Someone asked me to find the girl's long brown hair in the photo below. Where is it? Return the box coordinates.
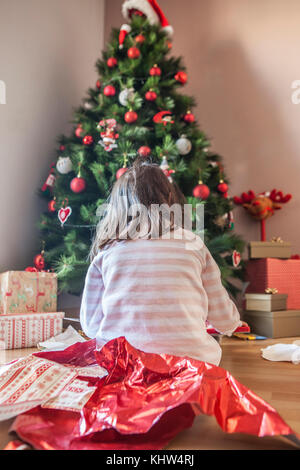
[90,159,186,259]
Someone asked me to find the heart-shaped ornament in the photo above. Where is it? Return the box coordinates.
[58,206,72,226]
[232,250,241,268]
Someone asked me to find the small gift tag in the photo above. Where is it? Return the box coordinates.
[42,378,97,412]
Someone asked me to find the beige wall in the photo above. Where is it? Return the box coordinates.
[105,0,300,255]
[0,0,105,271]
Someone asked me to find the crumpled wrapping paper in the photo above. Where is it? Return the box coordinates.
[4,440,32,451]
[11,337,297,450]
[38,325,86,351]
[0,348,107,422]
[262,342,300,364]
[0,355,78,421]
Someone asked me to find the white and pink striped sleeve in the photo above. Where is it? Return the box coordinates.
[80,257,104,339]
[202,246,241,335]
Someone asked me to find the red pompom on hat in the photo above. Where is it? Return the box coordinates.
[122,0,174,37]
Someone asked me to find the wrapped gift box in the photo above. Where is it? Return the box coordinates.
[244,309,300,339]
[0,312,64,349]
[245,293,288,312]
[246,258,300,309]
[249,241,291,259]
[0,271,57,315]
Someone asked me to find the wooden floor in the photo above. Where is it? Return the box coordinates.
[1,336,300,450]
[169,336,300,450]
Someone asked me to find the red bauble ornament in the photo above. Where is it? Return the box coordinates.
[175,71,188,84]
[124,110,138,124]
[70,177,86,194]
[96,80,101,89]
[128,46,140,59]
[218,181,229,194]
[150,65,161,76]
[116,168,128,179]
[184,111,195,123]
[48,199,56,213]
[138,146,151,157]
[103,85,116,97]
[75,125,84,138]
[107,57,118,68]
[59,145,66,152]
[135,34,145,44]
[83,135,93,146]
[34,254,45,271]
[145,90,157,101]
[193,183,210,200]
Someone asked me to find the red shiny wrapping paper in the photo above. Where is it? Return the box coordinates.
[4,440,32,451]
[11,337,297,450]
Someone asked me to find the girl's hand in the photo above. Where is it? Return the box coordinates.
[241,321,250,329]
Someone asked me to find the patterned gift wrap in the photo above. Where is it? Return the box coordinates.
[246,258,300,310]
[0,312,64,350]
[0,271,57,315]
[0,354,79,421]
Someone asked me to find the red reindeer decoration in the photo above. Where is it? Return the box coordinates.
[233,189,292,241]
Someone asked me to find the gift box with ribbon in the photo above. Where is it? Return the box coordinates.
[245,291,288,312]
[244,309,300,339]
[246,258,300,309]
[0,271,57,315]
[0,312,65,349]
[248,239,292,259]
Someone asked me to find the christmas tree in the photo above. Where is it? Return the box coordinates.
[38,0,245,296]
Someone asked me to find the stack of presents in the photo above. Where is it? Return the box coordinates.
[0,270,64,350]
[244,239,300,338]
[1,238,299,350]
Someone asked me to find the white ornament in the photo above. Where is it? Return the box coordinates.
[176,135,192,155]
[98,136,118,152]
[160,157,175,183]
[84,101,93,110]
[56,157,73,175]
[160,156,169,171]
[119,87,135,107]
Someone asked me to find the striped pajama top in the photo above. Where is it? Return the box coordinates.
[80,229,241,366]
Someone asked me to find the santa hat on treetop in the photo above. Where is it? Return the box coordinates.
[119,0,174,48]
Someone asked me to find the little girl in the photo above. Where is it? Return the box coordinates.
[80,161,242,366]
